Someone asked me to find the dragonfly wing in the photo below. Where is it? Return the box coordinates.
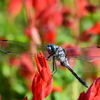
[67,55,100,62]
[65,45,100,62]
[65,46,100,73]
[0,40,47,54]
[72,59,98,73]
[0,40,47,72]
[0,40,29,54]
[76,56,100,62]
[80,46,100,62]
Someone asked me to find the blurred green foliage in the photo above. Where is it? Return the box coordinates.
[0,0,100,100]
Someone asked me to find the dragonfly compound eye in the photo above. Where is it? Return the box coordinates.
[46,44,56,54]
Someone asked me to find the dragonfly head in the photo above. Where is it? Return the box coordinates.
[46,44,57,54]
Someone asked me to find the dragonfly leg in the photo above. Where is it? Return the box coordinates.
[52,56,58,75]
[46,52,55,60]
[46,48,59,60]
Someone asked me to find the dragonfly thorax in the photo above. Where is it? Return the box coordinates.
[46,44,67,62]
[54,46,66,62]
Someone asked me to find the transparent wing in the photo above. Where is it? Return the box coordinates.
[0,40,47,72]
[0,40,46,54]
[65,46,100,62]
[70,59,98,73]
[65,46,100,73]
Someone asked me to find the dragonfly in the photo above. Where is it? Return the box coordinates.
[0,40,100,88]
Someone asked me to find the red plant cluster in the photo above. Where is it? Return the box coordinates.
[6,0,100,99]
[8,0,99,44]
[22,52,53,100]
[78,78,100,100]
[80,21,100,41]
[32,52,53,100]
[8,0,62,44]
[9,52,53,100]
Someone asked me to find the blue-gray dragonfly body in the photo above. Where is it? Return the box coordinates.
[46,44,88,87]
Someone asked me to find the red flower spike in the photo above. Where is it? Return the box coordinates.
[24,0,33,11]
[34,52,52,82]
[32,52,53,100]
[80,21,100,41]
[76,0,88,18]
[50,11,63,26]
[86,21,100,34]
[33,0,59,12]
[78,92,86,100]
[25,27,41,44]
[8,0,22,17]
[43,31,56,44]
[33,0,47,12]
[78,78,100,100]
[25,27,32,39]
[36,0,59,20]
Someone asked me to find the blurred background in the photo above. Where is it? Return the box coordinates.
[0,0,100,100]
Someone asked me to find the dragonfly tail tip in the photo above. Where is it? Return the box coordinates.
[85,84,88,88]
